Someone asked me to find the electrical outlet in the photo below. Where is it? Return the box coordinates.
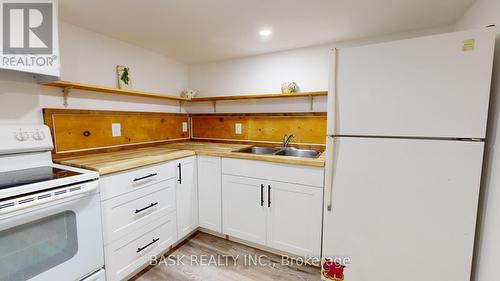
[182,122,188,132]
[235,123,242,134]
[112,123,121,137]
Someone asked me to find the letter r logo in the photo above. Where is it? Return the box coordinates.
[2,2,53,54]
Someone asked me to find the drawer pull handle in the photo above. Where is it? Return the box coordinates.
[133,173,157,182]
[260,184,264,206]
[137,238,159,253]
[134,202,158,214]
[268,185,271,208]
[177,163,182,184]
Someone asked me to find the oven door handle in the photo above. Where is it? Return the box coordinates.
[0,181,98,216]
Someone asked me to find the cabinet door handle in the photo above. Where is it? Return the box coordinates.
[134,202,158,214]
[260,184,264,206]
[133,173,157,182]
[268,185,271,207]
[136,238,159,253]
[177,163,182,184]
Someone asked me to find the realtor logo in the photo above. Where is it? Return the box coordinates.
[2,2,53,54]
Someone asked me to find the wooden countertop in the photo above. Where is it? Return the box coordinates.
[55,141,325,175]
[56,147,195,175]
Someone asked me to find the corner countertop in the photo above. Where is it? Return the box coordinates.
[55,141,325,175]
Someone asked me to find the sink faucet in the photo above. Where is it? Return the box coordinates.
[283,134,295,147]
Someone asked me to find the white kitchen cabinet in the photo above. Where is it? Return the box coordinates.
[99,162,179,281]
[101,178,176,244]
[222,175,267,245]
[175,156,198,239]
[266,181,323,257]
[221,158,324,257]
[104,212,177,281]
[99,161,176,201]
[197,156,222,232]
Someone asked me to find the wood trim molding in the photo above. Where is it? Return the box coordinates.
[189,112,327,117]
[190,91,327,102]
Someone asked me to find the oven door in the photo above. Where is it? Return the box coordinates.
[0,181,104,281]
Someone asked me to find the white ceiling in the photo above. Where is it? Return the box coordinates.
[59,0,475,64]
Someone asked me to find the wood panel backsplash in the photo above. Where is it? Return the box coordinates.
[191,113,327,145]
[43,109,189,154]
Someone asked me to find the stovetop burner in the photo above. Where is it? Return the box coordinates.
[0,166,82,190]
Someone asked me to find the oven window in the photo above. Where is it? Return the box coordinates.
[0,211,78,281]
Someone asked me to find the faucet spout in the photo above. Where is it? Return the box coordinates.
[283,134,295,147]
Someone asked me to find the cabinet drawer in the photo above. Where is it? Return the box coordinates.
[104,212,177,281]
[222,158,324,187]
[101,179,176,244]
[100,161,176,200]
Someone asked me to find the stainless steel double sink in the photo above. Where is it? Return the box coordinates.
[234,146,321,159]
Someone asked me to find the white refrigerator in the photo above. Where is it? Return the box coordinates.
[322,27,496,281]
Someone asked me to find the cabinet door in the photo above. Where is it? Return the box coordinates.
[266,181,323,257]
[176,156,198,239]
[197,156,222,232]
[222,175,267,245]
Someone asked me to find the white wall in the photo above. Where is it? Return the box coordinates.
[455,1,500,280]
[187,25,453,113]
[0,22,455,124]
[0,21,453,124]
[59,22,188,95]
[0,21,189,124]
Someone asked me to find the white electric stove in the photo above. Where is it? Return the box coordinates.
[0,125,105,281]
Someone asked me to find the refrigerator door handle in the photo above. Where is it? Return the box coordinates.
[326,48,338,136]
[324,136,336,212]
[325,48,338,212]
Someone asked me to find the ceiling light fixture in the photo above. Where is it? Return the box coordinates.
[259,29,272,38]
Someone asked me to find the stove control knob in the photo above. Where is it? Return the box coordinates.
[15,131,29,141]
[33,130,45,141]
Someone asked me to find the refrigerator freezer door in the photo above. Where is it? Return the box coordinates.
[322,137,483,281]
[332,27,495,138]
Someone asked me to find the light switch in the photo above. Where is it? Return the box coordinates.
[182,122,188,132]
[112,123,121,137]
[235,123,242,134]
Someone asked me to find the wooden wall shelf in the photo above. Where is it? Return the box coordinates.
[190,91,328,102]
[42,81,189,102]
[41,81,327,111]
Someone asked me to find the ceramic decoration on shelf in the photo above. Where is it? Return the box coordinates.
[281,82,299,95]
[181,89,199,99]
[117,65,132,89]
